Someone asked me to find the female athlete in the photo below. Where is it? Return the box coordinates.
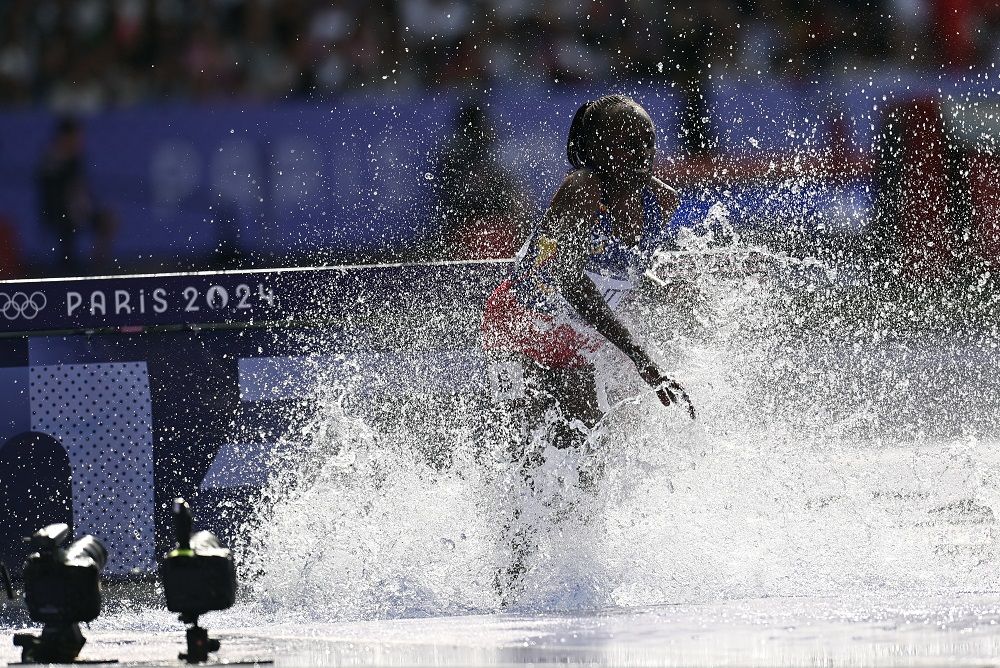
[481,94,695,599]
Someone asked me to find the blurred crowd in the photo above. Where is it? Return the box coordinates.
[0,0,998,112]
[0,0,997,279]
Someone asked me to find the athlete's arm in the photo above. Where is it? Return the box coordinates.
[544,170,695,417]
[543,170,651,368]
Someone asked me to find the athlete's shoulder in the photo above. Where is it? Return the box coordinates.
[560,168,601,194]
[544,169,601,243]
[552,168,602,210]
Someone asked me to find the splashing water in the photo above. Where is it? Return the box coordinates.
[233,208,1000,623]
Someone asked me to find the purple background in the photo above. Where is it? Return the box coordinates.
[0,76,991,268]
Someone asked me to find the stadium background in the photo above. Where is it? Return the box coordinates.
[1,0,1000,580]
[0,0,997,278]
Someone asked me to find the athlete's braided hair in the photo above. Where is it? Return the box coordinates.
[567,95,654,174]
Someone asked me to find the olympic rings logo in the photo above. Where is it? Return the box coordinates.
[0,291,48,320]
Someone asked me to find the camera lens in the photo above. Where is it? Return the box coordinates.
[64,536,108,571]
[189,530,222,553]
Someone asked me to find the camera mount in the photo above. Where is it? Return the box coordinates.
[11,524,111,664]
[160,498,237,664]
[13,623,88,664]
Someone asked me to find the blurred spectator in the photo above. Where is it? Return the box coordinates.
[430,103,533,259]
[663,7,719,155]
[973,4,1000,67]
[0,21,33,104]
[36,117,117,274]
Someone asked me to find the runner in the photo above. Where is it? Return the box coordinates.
[482,94,695,602]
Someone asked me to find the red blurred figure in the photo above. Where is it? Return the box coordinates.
[0,214,25,279]
[431,103,532,260]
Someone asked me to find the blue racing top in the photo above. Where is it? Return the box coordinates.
[507,185,665,324]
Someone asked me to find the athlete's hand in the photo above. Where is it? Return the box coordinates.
[638,365,696,420]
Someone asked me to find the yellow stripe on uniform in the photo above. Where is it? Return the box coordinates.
[534,236,558,266]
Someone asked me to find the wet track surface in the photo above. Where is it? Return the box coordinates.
[6,593,1000,666]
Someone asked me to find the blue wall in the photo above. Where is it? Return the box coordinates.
[0,74,994,269]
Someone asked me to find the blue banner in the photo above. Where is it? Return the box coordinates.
[0,262,501,576]
[0,260,510,334]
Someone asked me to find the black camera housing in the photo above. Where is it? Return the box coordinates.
[159,499,238,663]
[13,524,108,663]
[23,524,105,624]
[160,530,237,616]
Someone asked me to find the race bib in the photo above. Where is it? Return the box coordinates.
[584,271,634,312]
